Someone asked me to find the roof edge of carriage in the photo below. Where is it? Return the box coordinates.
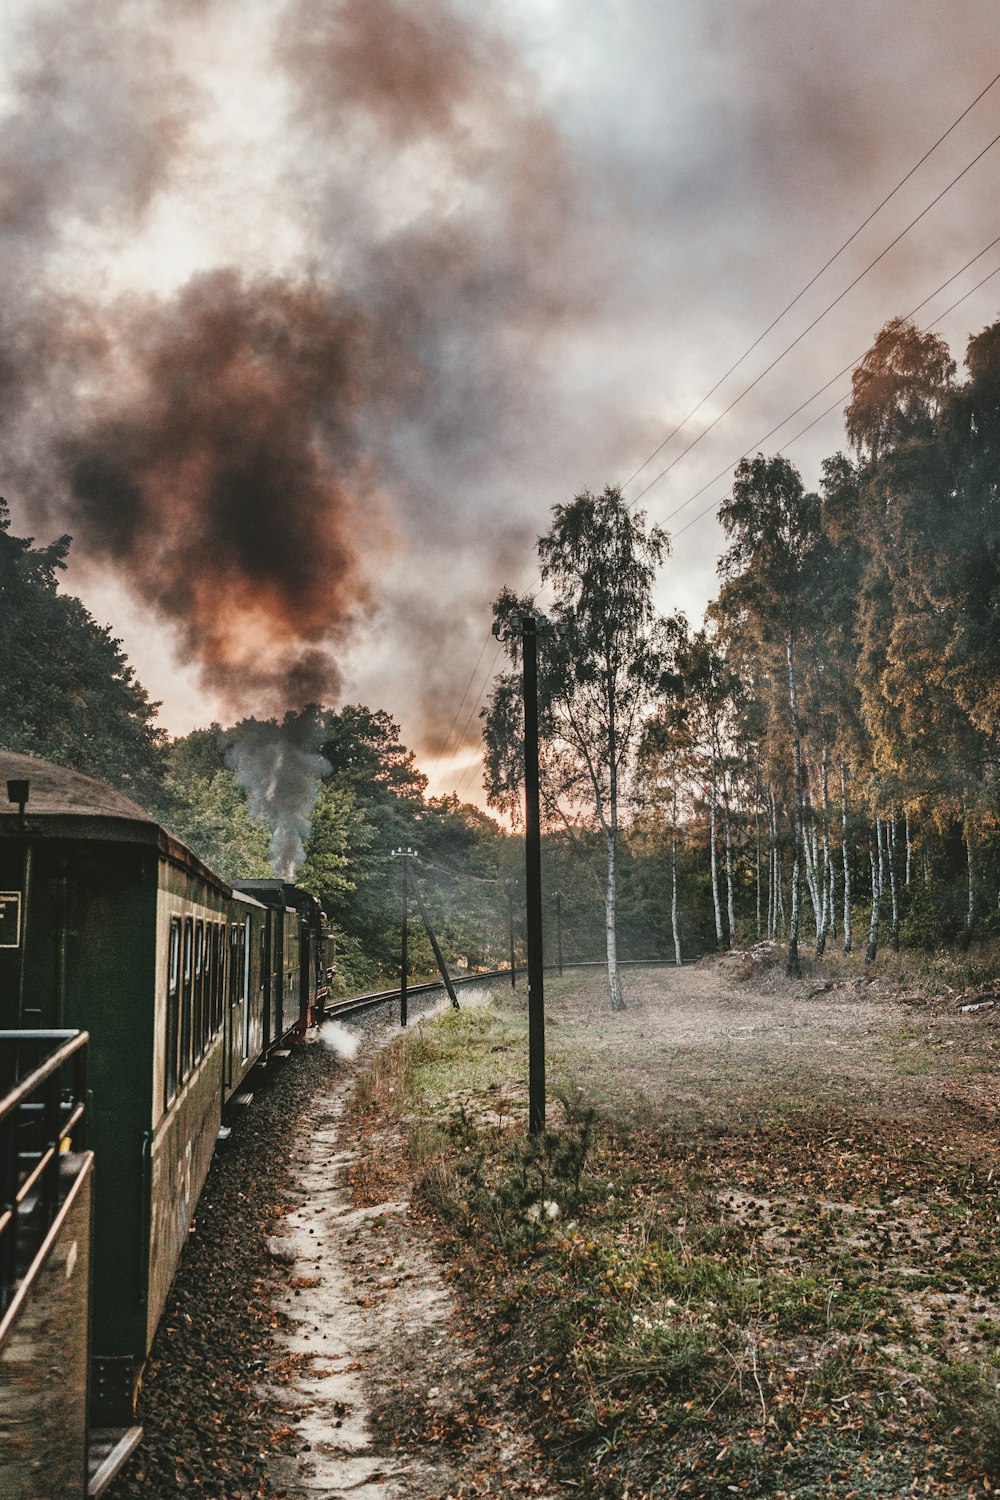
[0,749,236,898]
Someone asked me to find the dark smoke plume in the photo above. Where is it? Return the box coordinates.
[57,271,397,713]
[225,710,330,878]
[0,0,606,753]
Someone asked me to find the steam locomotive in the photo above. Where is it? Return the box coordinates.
[0,750,331,1496]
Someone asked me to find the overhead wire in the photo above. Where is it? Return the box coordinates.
[428,631,493,779]
[667,254,1000,546]
[626,122,1000,511]
[652,232,1000,535]
[448,237,1000,801]
[619,64,1000,494]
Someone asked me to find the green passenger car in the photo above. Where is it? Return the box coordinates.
[0,752,273,1425]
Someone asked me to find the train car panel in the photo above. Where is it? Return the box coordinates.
[222,893,267,1103]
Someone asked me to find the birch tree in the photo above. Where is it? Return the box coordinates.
[482,485,668,1012]
[715,455,821,977]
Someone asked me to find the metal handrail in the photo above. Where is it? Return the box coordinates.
[0,1030,89,1125]
[0,1030,90,1321]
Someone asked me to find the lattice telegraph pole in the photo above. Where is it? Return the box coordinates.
[492,611,566,1135]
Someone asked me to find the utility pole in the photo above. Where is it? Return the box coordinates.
[492,610,566,1135]
[505,880,516,989]
[391,848,416,1026]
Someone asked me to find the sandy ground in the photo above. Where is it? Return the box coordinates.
[263,998,562,1500]
[544,956,1000,1149]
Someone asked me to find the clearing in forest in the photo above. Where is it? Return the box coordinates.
[348,954,1000,1499]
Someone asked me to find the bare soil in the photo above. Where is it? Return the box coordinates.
[263,1007,566,1500]
[543,955,1000,1151]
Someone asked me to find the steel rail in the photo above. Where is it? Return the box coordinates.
[323,957,693,1021]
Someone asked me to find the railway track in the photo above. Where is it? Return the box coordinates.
[323,956,690,1021]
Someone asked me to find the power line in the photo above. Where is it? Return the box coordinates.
[627,124,1000,512]
[439,232,1000,806]
[667,256,1000,547]
[650,233,1000,536]
[428,631,492,780]
[620,65,1000,495]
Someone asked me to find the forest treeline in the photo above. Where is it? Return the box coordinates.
[483,312,1000,986]
[3,311,999,991]
[645,313,1000,971]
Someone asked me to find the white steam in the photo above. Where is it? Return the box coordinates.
[318,1021,359,1060]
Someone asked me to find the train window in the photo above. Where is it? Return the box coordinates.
[210,923,220,1036]
[242,916,252,1061]
[206,924,215,1044]
[193,920,204,1065]
[220,921,229,1032]
[229,923,239,1009]
[199,921,210,1054]
[165,916,181,1107]
[181,917,194,1083]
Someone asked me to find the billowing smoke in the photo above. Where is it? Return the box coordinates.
[57,271,395,713]
[225,710,330,878]
[0,0,601,742]
[318,1022,359,1061]
[12,0,994,784]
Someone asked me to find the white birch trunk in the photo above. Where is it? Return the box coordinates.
[887,816,900,952]
[768,789,777,939]
[786,631,803,976]
[671,786,682,966]
[840,760,852,953]
[754,769,762,940]
[866,817,883,965]
[961,831,976,951]
[820,750,833,951]
[710,772,723,948]
[802,821,822,937]
[723,790,736,948]
[606,828,625,1010]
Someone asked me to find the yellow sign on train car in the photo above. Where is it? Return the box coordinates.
[0,891,22,948]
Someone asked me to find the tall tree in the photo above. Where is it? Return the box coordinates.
[483,485,668,1011]
[0,500,165,805]
[651,617,742,948]
[716,455,821,976]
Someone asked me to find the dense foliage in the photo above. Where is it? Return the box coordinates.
[642,313,1000,969]
[484,486,668,1008]
[481,314,1000,985]
[0,501,166,805]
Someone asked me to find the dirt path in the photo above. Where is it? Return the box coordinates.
[261,959,1000,1499]
[264,1021,561,1500]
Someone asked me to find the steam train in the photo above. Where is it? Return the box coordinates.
[0,751,332,1496]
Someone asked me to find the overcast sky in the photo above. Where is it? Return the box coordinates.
[2,0,999,800]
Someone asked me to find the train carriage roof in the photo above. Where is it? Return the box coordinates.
[0,750,156,822]
[0,750,233,896]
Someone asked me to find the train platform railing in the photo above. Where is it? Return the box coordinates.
[0,1029,94,1500]
[0,1028,90,1325]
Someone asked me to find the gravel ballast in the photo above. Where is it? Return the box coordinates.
[106,1010,390,1500]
